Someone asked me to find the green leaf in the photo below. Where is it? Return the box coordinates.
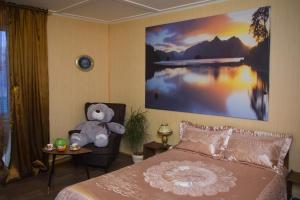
[124,108,148,154]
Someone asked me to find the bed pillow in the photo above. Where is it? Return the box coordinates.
[224,128,292,172]
[177,121,232,158]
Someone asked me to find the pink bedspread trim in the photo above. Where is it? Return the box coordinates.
[257,173,287,200]
[55,187,89,200]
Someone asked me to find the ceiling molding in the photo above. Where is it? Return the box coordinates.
[109,11,154,23]
[45,0,225,24]
[50,12,110,24]
[54,0,91,13]
[110,0,225,24]
[122,0,160,12]
[154,0,221,12]
[122,0,221,12]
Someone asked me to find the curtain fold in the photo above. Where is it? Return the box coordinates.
[7,5,49,180]
[0,2,7,27]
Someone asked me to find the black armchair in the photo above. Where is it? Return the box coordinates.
[69,102,126,172]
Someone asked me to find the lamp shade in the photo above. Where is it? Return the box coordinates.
[158,123,172,135]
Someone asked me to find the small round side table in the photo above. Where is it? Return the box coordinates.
[42,147,92,190]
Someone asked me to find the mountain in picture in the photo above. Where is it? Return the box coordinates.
[149,36,250,62]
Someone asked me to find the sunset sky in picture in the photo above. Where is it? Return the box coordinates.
[146,8,269,53]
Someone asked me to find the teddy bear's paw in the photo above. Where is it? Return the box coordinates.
[71,135,81,141]
[95,134,108,140]
[70,133,89,147]
[94,134,109,147]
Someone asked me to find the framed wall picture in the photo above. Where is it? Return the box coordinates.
[145,6,271,121]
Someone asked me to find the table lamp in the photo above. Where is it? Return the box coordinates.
[157,123,173,147]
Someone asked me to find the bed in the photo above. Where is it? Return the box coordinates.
[56,122,291,200]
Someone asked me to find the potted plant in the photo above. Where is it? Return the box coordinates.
[124,108,147,163]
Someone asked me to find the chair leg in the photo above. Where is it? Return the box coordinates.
[85,165,90,179]
[104,164,109,173]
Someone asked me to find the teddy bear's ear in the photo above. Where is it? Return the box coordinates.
[99,104,114,122]
[86,104,99,120]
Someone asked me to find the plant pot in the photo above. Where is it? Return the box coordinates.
[132,154,144,163]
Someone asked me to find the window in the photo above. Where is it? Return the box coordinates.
[0,31,8,115]
[0,30,10,167]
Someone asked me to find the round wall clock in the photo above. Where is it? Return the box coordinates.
[76,55,94,71]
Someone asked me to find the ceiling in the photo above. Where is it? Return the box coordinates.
[6,0,223,23]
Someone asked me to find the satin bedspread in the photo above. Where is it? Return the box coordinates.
[55,148,287,200]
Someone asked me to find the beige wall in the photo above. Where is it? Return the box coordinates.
[48,15,109,142]
[109,0,300,181]
[47,0,300,196]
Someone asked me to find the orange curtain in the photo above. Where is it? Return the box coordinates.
[7,4,49,180]
[0,3,6,27]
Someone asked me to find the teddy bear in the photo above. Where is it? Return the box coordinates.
[70,103,125,147]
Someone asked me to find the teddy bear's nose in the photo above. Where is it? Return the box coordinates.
[95,110,100,113]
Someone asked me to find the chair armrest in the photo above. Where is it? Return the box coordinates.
[107,132,122,155]
[108,133,120,145]
[68,130,81,137]
[109,132,118,140]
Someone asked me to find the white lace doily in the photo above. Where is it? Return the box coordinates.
[144,160,237,197]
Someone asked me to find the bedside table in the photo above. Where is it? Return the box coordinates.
[287,170,300,199]
[143,141,171,159]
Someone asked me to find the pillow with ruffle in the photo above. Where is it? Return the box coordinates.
[224,128,292,172]
[176,121,232,158]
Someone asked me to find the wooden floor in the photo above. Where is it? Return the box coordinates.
[0,153,133,200]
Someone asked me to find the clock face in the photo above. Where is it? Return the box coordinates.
[76,55,94,71]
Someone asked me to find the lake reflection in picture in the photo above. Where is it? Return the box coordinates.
[145,6,270,121]
[146,58,268,120]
